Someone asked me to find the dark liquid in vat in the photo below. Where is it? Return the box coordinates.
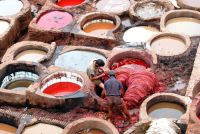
[148,102,185,119]
[6,80,33,91]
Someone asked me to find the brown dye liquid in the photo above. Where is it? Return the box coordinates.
[0,123,17,134]
[6,80,33,91]
[148,102,185,119]
[151,36,186,56]
[83,22,115,35]
[77,129,105,134]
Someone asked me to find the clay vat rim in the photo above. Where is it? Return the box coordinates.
[146,32,191,57]
[129,0,174,21]
[35,9,74,31]
[189,93,200,123]
[139,93,190,121]
[160,9,200,37]
[106,50,153,69]
[0,61,47,93]
[1,41,56,63]
[79,12,121,34]
[0,18,12,38]
[39,71,85,97]
[48,0,89,8]
[62,117,119,134]
[177,0,200,10]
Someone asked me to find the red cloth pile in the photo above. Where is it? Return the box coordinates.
[114,65,165,109]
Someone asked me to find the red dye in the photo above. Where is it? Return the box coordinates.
[113,65,165,109]
[56,0,85,7]
[43,82,81,97]
[198,115,200,120]
[111,58,149,70]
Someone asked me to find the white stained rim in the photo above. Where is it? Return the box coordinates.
[1,71,39,88]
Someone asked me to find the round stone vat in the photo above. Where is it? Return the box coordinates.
[79,12,121,37]
[124,119,186,134]
[146,33,191,61]
[40,71,84,97]
[0,19,10,37]
[54,46,109,72]
[123,22,160,43]
[139,93,191,121]
[177,0,200,11]
[160,9,200,37]
[0,0,23,17]
[49,0,87,7]
[27,69,92,108]
[22,122,64,134]
[36,10,74,31]
[2,41,56,63]
[62,118,119,134]
[189,92,200,124]
[0,61,47,106]
[129,0,174,21]
[29,8,74,42]
[106,50,154,70]
[96,0,130,15]
[0,0,31,31]
[0,114,18,134]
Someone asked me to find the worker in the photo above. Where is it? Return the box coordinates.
[104,70,131,122]
[86,59,107,97]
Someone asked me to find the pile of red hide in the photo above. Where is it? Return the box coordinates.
[114,65,165,109]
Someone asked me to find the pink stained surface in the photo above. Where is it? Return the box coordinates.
[36,11,73,30]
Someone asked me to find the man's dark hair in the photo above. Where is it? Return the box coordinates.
[95,59,105,67]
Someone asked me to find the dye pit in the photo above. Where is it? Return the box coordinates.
[22,123,63,134]
[1,0,200,134]
[147,102,185,119]
[56,0,85,7]
[166,17,200,36]
[82,19,116,35]
[15,50,47,62]
[0,0,23,16]
[54,50,106,72]
[36,11,73,30]
[76,129,105,134]
[0,20,10,36]
[0,123,17,134]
